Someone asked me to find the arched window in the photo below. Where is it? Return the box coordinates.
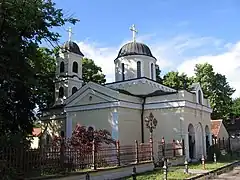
[198,90,202,104]
[151,63,154,79]
[121,63,125,80]
[72,87,78,94]
[72,61,78,73]
[59,87,64,98]
[137,61,141,78]
[60,61,64,73]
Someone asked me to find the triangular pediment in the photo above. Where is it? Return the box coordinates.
[65,82,119,108]
[190,82,201,92]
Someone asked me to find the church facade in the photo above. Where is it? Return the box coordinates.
[41,25,213,161]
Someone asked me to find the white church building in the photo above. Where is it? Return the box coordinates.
[41,25,213,161]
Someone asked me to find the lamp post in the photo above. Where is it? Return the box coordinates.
[145,112,158,161]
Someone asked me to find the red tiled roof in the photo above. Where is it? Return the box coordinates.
[32,128,41,137]
[211,120,222,137]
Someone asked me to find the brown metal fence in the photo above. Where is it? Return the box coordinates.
[212,137,231,152]
[0,140,152,178]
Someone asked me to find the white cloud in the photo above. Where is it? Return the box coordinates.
[76,35,240,98]
[178,42,240,98]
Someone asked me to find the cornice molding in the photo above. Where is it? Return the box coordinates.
[65,100,212,113]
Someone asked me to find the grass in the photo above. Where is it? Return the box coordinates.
[125,153,240,180]
[189,162,227,170]
[126,168,191,180]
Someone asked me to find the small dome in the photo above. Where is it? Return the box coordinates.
[116,42,155,59]
[62,41,84,56]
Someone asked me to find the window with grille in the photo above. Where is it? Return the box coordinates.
[121,63,125,80]
[137,61,141,78]
[72,61,78,73]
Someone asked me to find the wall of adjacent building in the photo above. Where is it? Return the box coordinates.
[218,123,229,139]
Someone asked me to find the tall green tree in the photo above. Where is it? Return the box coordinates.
[162,71,194,90]
[155,64,163,83]
[82,58,106,84]
[34,48,56,110]
[194,63,235,120]
[0,0,78,137]
[232,98,240,118]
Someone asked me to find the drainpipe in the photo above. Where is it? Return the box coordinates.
[141,97,146,143]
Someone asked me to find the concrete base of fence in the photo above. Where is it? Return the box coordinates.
[168,156,185,166]
[31,162,154,180]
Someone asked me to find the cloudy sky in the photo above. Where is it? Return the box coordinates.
[53,0,240,98]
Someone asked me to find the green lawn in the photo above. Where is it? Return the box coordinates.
[189,162,227,170]
[126,167,191,180]
[125,153,240,180]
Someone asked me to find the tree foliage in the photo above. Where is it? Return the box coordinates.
[162,71,194,90]
[82,58,106,84]
[155,64,163,83]
[194,63,235,120]
[0,0,78,137]
[53,124,116,153]
[157,62,235,121]
[231,98,240,118]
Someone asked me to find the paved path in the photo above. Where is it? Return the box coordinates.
[211,166,240,179]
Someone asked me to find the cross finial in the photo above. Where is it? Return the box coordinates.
[67,27,74,41]
[130,24,138,42]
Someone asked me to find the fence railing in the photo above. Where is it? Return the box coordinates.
[158,138,185,160]
[0,140,152,178]
[212,137,231,152]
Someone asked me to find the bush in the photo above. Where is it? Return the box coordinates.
[207,145,221,161]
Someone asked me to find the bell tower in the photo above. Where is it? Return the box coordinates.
[55,27,84,105]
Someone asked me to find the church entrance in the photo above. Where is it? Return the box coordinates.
[205,125,210,154]
[188,124,195,159]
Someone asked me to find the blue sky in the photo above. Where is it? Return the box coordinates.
[53,0,240,98]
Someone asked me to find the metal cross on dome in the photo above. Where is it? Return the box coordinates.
[67,27,74,41]
[130,24,138,43]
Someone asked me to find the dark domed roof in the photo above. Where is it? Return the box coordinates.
[116,42,155,59]
[62,41,84,56]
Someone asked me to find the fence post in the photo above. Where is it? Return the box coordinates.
[172,139,176,157]
[228,137,232,156]
[86,172,90,180]
[184,158,189,174]
[92,139,96,170]
[132,166,137,180]
[182,139,185,156]
[135,140,139,164]
[162,137,165,159]
[150,138,154,162]
[201,155,205,170]
[213,153,217,163]
[60,135,65,172]
[116,140,121,166]
[163,158,168,180]
[223,137,225,148]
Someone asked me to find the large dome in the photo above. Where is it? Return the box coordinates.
[116,42,155,59]
[62,41,84,56]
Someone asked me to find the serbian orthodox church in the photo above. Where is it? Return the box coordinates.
[41,25,213,161]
